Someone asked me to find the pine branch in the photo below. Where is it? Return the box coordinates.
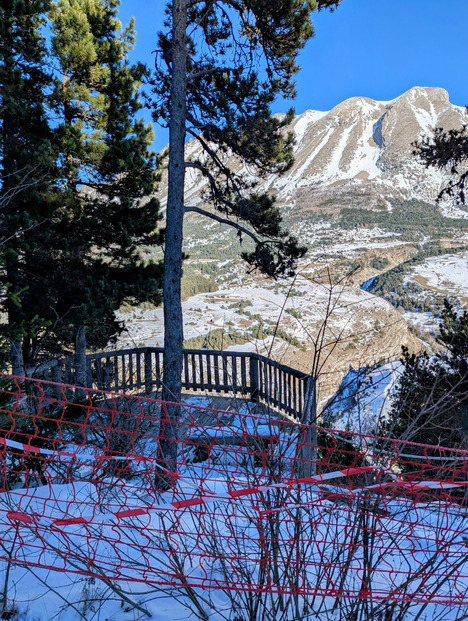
[187,66,224,81]
[184,205,260,243]
[0,220,47,247]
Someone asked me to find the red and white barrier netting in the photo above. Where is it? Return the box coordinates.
[0,374,467,606]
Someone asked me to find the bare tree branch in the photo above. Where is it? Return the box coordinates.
[184,204,260,243]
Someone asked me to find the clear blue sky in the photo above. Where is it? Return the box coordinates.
[118,0,468,152]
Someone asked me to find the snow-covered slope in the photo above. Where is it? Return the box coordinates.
[160,86,468,216]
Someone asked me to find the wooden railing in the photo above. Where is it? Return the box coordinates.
[36,347,313,419]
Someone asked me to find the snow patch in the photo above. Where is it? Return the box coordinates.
[292,109,328,146]
[292,126,335,185]
[326,362,402,435]
[410,252,468,299]
[322,125,354,180]
[410,101,439,137]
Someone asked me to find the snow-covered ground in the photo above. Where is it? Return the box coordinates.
[116,276,401,358]
[2,342,468,620]
[1,420,468,621]
[291,221,403,254]
[403,310,441,336]
[324,361,403,435]
[409,252,468,300]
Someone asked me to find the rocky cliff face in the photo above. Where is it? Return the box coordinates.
[160,87,468,218]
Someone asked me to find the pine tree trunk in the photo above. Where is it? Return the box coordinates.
[10,340,25,377]
[74,325,87,387]
[156,0,188,491]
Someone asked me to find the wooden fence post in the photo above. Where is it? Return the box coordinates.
[144,350,153,394]
[296,376,317,478]
[74,326,87,388]
[250,355,259,403]
[51,363,63,399]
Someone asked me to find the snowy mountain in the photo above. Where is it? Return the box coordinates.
[167,86,468,218]
[145,87,468,409]
[278,87,466,204]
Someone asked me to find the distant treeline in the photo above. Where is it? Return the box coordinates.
[340,200,468,240]
[181,263,219,301]
[183,218,255,259]
[183,312,305,351]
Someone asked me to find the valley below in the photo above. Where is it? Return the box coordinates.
[118,86,468,426]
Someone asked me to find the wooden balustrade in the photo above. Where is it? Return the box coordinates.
[35,347,313,420]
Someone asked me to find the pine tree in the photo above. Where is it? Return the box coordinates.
[48,0,163,380]
[415,114,468,206]
[0,0,57,375]
[151,0,343,487]
[384,301,468,450]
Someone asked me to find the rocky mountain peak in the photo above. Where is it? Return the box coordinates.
[159,87,467,216]
[272,87,467,210]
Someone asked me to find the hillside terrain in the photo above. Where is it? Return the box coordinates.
[123,87,468,409]
[158,86,468,250]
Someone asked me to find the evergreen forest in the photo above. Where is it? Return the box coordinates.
[0,0,164,377]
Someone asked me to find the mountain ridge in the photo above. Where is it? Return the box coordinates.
[270,86,467,213]
[159,86,468,221]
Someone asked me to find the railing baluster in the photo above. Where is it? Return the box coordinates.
[298,378,302,414]
[269,363,273,404]
[272,363,276,406]
[276,365,281,409]
[153,350,160,389]
[240,356,247,394]
[122,354,127,390]
[214,354,220,391]
[182,351,188,390]
[103,357,110,390]
[276,365,280,410]
[270,363,275,405]
[206,353,212,390]
[275,367,279,409]
[282,367,286,410]
[136,352,142,389]
[144,350,152,393]
[191,353,197,390]
[129,353,134,389]
[140,352,144,389]
[222,353,228,391]
[282,368,286,412]
[250,356,258,403]
[271,363,276,406]
[292,376,297,415]
[113,355,119,390]
[95,357,103,389]
[198,353,204,390]
[231,355,237,394]
[262,360,268,401]
[301,378,306,414]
